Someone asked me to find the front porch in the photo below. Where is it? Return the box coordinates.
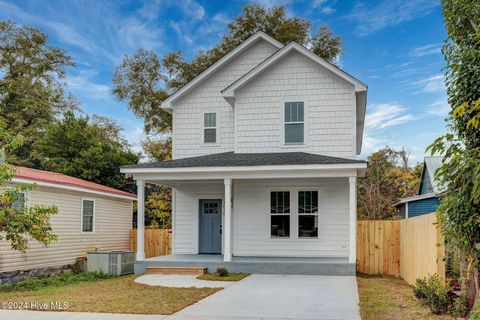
[121,152,367,276]
[135,254,355,275]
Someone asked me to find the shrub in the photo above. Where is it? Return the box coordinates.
[413,274,452,314]
[215,266,229,277]
[0,271,111,292]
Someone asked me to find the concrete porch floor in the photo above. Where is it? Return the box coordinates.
[135,254,355,276]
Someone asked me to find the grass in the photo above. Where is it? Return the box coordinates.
[357,274,455,320]
[0,271,111,292]
[197,272,250,281]
[470,300,480,320]
[0,274,221,314]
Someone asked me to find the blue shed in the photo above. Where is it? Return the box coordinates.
[395,157,443,218]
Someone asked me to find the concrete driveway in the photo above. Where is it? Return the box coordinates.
[170,274,361,320]
[0,274,361,320]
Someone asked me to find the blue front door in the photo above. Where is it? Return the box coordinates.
[199,199,222,254]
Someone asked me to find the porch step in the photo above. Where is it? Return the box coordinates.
[146,266,207,275]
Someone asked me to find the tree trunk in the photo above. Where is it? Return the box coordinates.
[460,251,480,309]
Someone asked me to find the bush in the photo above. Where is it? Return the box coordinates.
[0,271,111,292]
[215,266,229,277]
[413,274,452,314]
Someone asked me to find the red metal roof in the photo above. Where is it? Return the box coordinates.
[12,166,136,200]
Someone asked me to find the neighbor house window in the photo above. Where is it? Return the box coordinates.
[270,191,290,238]
[284,101,304,144]
[298,191,318,238]
[82,199,95,233]
[11,192,26,211]
[203,112,217,143]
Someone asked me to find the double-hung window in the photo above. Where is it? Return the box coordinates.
[11,192,26,211]
[270,191,290,238]
[203,112,217,144]
[284,101,304,144]
[298,191,319,238]
[82,199,95,233]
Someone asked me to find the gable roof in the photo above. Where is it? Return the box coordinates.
[122,151,366,170]
[221,41,367,101]
[419,156,443,194]
[221,41,367,155]
[12,166,136,200]
[160,31,283,111]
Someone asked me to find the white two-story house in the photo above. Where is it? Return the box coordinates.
[121,31,367,275]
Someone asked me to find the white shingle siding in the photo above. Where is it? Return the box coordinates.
[234,51,356,157]
[172,178,349,258]
[0,185,133,272]
[172,40,279,159]
[172,183,224,254]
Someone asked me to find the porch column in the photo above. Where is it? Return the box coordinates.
[224,178,232,262]
[349,177,357,264]
[136,180,145,261]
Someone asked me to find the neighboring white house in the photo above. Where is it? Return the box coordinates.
[121,32,368,274]
[0,166,135,273]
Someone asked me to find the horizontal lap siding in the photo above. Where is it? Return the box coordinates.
[234,51,356,158]
[0,186,132,272]
[172,40,279,159]
[233,178,349,257]
[408,198,440,218]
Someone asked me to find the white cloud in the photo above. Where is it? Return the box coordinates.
[66,70,112,102]
[425,97,450,117]
[413,75,445,93]
[365,103,416,130]
[410,43,442,58]
[312,0,336,15]
[124,126,146,154]
[345,0,440,36]
[321,7,336,15]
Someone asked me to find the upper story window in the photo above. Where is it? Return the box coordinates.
[82,198,95,233]
[284,101,304,144]
[203,112,217,144]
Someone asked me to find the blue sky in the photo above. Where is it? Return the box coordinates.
[1,0,448,163]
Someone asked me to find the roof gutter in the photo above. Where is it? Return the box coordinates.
[11,178,136,201]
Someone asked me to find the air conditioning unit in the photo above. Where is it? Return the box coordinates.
[87,251,135,275]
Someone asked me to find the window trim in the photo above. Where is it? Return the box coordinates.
[282,100,306,147]
[201,111,220,146]
[269,190,291,239]
[298,190,319,239]
[81,197,96,234]
[10,190,29,211]
[267,187,321,241]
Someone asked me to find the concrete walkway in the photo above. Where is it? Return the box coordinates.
[0,274,361,320]
[135,274,235,288]
[171,274,361,320]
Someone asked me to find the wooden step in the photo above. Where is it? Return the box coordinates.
[146,266,207,275]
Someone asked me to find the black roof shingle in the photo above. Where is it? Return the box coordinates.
[123,152,366,169]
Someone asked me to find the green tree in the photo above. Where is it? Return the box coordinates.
[0,117,58,252]
[357,147,421,220]
[0,20,75,167]
[427,0,480,312]
[113,4,344,136]
[34,111,139,192]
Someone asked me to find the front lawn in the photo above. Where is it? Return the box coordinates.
[357,274,454,320]
[197,272,249,281]
[0,274,220,315]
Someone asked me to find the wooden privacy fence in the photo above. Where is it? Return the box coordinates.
[357,213,445,285]
[130,229,172,258]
